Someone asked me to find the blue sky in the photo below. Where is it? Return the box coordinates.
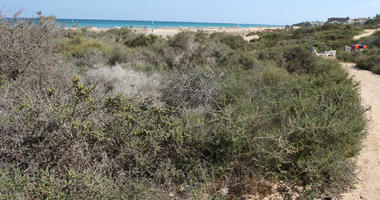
[2,0,380,25]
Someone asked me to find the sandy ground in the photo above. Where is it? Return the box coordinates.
[134,27,272,40]
[340,62,380,200]
[353,29,380,40]
[67,26,281,41]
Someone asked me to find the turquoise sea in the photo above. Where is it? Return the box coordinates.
[55,19,281,29]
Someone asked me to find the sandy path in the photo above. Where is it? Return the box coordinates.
[353,29,380,40]
[341,63,380,200]
[243,35,259,41]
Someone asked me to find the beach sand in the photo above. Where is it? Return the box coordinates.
[135,27,281,40]
[66,26,284,41]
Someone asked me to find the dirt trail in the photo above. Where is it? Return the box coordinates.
[341,63,380,200]
[353,29,380,40]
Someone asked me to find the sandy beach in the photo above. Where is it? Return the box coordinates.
[66,26,284,41]
[135,27,283,38]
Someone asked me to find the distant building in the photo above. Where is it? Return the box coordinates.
[293,16,370,27]
[292,21,311,27]
[292,21,323,27]
[354,18,369,24]
[310,21,324,26]
[346,18,368,24]
[327,17,349,24]
[326,17,369,25]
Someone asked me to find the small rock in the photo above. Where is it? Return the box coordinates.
[218,187,229,196]
[168,192,175,197]
[294,186,303,193]
[291,192,301,200]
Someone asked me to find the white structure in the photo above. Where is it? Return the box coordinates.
[312,48,336,57]
[345,46,352,52]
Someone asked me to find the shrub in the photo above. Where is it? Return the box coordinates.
[364,35,380,47]
[336,51,356,63]
[0,14,368,199]
[355,53,380,73]
[107,46,129,65]
[355,55,374,71]
[281,46,316,73]
[168,31,195,51]
[213,62,365,197]
[373,64,380,74]
[125,34,159,47]
[160,68,222,108]
[1,77,188,182]
[85,65,161,99]
[0,168,163,199]
[105,27,133,42]
[219,34,249,50]
[61,36,113,66]
[218,51,259,70]
[261,64,289,86]
[0,14,59,80]
[194,30,209,43]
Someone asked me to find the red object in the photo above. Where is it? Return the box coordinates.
[354,45,359,49]
[364,45,367,49]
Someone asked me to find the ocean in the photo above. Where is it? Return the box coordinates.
[55,19,281,29]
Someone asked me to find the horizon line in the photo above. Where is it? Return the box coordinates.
[19,17,284,26]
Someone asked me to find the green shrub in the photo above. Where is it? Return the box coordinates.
[105,27,133,42]
[337,51,356,63]
[0,14,369,199]
[215,62,365,196]
[355,54,380,72]
[218,51,259,70]
[108,46,129,65]
[364,35,380,47]
[0,168,163,199]
[261,64,289,86]
[373,64,380,74]
[125,34,158,47]
[168,31,194,51]
[194,30,209,43]
[355,55,374,71]
[281,46,316,73]
[219,34,249,50]
[61,36,113,66]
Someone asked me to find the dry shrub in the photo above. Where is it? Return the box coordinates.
[168,31,195,52]
[161,32,215,68]
[85,65,161,99]
[1,76,181,175]
[0,13,59,80]
[160,68,223,109]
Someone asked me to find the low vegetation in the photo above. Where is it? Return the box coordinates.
[0,13,369,199]
[338,30,380,74]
